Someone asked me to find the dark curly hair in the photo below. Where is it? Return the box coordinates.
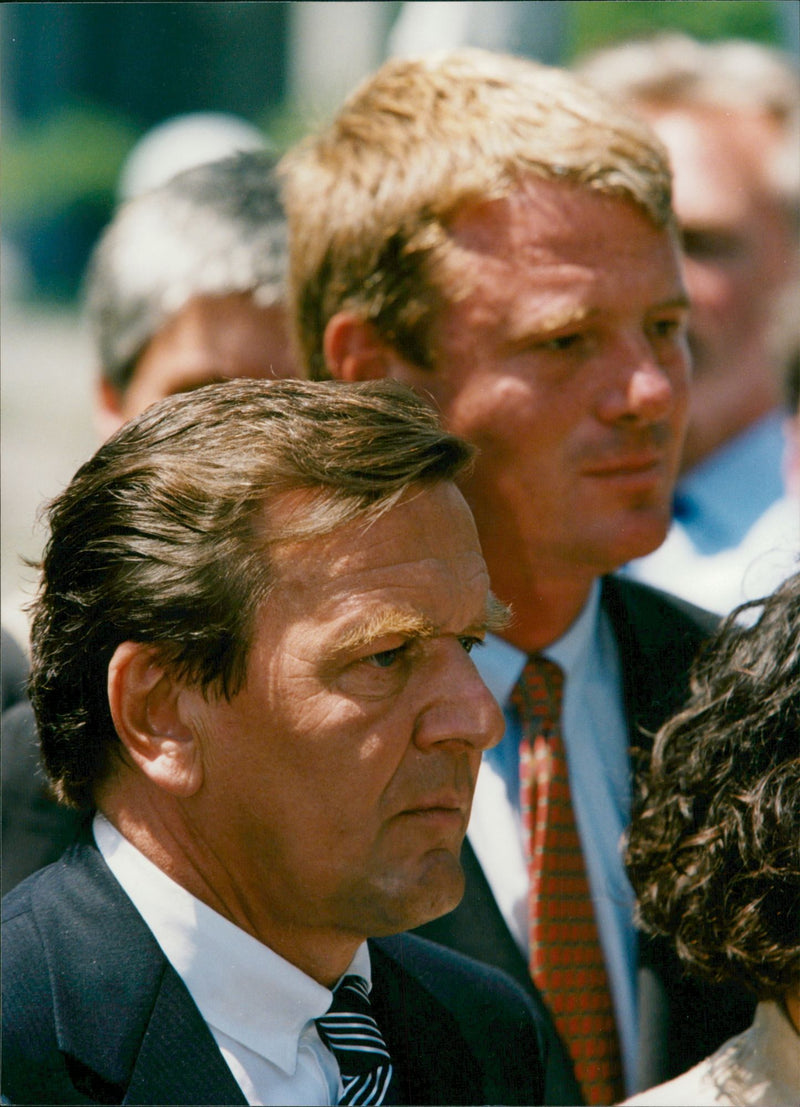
[626,570,800,999]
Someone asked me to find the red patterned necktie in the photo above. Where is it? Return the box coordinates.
[514,655,624,1106]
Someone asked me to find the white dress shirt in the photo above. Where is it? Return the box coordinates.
[620,1000,800,1106]
[93,813,371,1106]
[469,580,639,1094]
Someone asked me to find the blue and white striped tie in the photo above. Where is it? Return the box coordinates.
[316,975,394,1106]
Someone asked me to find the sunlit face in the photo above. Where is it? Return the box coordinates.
[179,483,504,954]
[101,291,297,432]
[642,106,798,471]
[387,179,690,621]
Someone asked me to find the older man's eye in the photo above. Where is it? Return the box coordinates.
[458,636,483,654]
[366,645,407,669]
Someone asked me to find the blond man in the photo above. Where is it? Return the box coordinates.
[281,49,753,1104]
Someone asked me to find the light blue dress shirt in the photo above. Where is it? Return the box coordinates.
[470,580,639,1094]
[671,412,785,556]
[625,413,790,613]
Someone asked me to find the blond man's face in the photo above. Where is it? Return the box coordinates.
[386,178,690,619]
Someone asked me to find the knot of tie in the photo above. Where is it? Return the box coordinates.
[512,654,564,740]
[316,975,393,1105]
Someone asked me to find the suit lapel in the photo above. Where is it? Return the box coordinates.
[601,576,752,1088]
[124,968,246,1105]
[368,938,483,1105]
[33,836,246,1105]
[601,575,716,758]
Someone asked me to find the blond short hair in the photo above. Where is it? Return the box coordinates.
[280,48,674,380]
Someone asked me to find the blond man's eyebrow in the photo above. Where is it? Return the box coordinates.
[501,304,596,350]
[653,294,691,313]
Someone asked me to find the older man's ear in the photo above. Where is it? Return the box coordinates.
[107,641,203,798]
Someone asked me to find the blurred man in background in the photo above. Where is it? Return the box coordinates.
[3,149,297,894]
[86,148,296,439]
[579,35,800,610]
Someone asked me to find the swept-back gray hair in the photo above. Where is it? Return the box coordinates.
[577,34,800,210]
[85,150,287,392]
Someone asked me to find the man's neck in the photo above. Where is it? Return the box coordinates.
[489,565,597,653]
[97,794,363,988]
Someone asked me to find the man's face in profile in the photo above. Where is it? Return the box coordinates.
[380,178,690,637]
[640,106,797,472]
[175,481,504,967]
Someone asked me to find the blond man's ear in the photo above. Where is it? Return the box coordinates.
[323,312,398,382]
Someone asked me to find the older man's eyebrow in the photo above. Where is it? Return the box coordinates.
[336,592,511,657]
[336,609,438,656]
[484,593,512,635]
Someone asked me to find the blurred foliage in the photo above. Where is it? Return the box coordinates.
[260,99,319,154]
[567,0,785,59]
[3,101,139,226]
[4,1,788,230]
[2,0,792,302]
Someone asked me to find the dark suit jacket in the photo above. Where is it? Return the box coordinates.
[414,575,754,1102]
[1,697,87,894]
[1,834,547,1106]
[1,628,28,713]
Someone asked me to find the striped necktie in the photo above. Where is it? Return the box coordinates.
[316,975,394,1106]
[514,654,624,1106]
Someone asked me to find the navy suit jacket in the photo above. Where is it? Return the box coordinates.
[414,576,754,1102]
[1,834,547,1106]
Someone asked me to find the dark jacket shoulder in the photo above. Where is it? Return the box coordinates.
[3,838,546,1106]
[2,840,247,1106]
[1,700,87,892]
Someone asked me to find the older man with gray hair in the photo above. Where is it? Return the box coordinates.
[2,378,548,1106]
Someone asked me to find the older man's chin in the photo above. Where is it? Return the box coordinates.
[366,848,468,937]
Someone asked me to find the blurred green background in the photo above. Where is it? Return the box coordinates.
[2,0,797,303]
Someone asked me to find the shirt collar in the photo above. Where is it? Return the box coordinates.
[675,411,785,547]
[473,579,602,707]
[93,813,370,1076]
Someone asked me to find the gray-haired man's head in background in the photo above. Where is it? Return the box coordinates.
[85,149,297,438]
